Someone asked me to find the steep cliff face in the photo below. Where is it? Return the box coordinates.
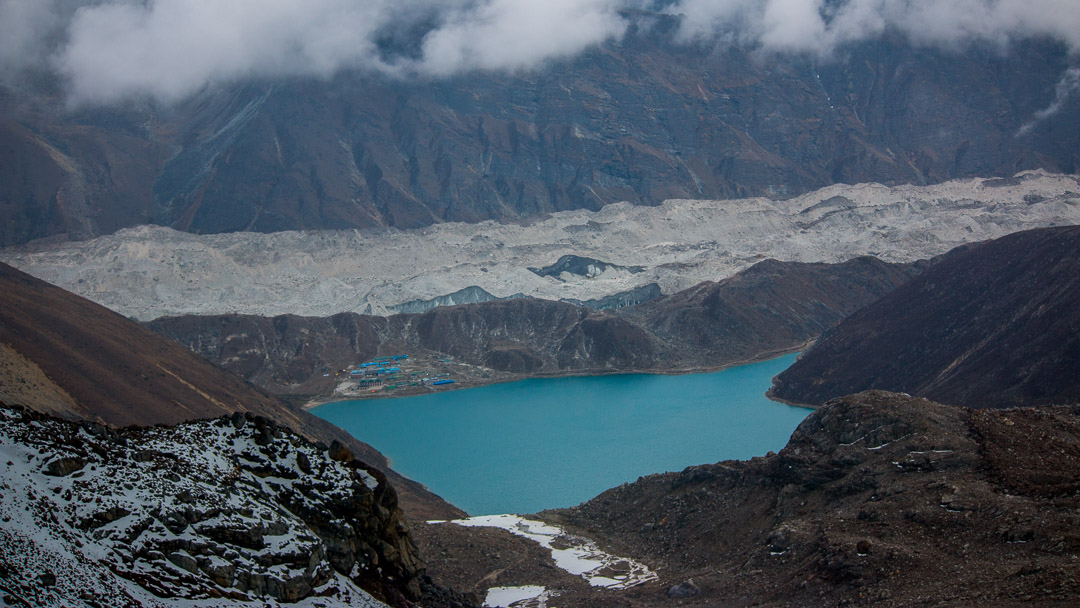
[770,226,1080,408]
[0,404,474,607]
[541,392,1080,606]
[147,257,923,398]
[2,22,1075,246]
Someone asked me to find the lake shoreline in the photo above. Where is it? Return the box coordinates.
[311,353,810,515]
[303,342,814,411]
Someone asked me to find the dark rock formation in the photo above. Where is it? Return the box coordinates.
[770,226,1080,408]
[667,580,701,598]
[528,255,645,279]
[556,314,657,369]
[621,256,928,368]
[547,391,1080,606]
[2,22,1076,247]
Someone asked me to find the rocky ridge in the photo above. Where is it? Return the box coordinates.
[770,225,1080,408]
[537,391,1080,606]
[0,403,478,607]
[146,256,922,399]
[3,172,1077,321]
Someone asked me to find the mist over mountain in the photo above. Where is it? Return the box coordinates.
[1,3,1077,246]
[4,1,1078,105]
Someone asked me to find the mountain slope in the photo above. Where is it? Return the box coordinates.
[2,23,1076,246]
[0,261,462,519]
[539,391,1080,606]
[146,257,924,399]
[621,256,927,367]
[769,226,1080,408]
[0,261,293,426]
[0,403,479,607]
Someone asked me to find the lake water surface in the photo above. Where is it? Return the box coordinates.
[312,353,808,515]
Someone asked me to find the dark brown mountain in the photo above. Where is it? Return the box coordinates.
[146,257,924,399]
[770,226,1080,409]
[2,21,1076,246]
[521,391,1080,606]
[0,261,462,519]
[621,256,928,368]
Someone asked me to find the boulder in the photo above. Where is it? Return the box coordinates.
[667,579,701,598]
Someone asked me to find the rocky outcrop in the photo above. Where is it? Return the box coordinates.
[2,21,1076,247]
[546,391,1080,606]
[0,403,477,607]
[770,226,1080,408]
[147,257,924,398]
[529,255,645,279]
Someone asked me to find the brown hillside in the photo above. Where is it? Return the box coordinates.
[770,226,1080,408]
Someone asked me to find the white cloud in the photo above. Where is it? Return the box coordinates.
[760,0,827,53]
[1018,66,1080,135]
[417,0,627,76]
[0,0,1076,106]
[0,0,63,74]
[665,0,1080,56]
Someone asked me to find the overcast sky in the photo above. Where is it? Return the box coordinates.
[1,0,1077,106]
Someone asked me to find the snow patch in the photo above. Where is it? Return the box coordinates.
[440,514,657,589]
[484,585,554,607]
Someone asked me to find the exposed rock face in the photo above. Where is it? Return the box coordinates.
[0,262,463,520]
[1,22,1076,247]
[770,226,1080,408]
[529,255,645,279]
[146,257,923,398]
[547,391,1080,606]
[0,404,477,607]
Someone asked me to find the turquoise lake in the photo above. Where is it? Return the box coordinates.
[312,353,808,516]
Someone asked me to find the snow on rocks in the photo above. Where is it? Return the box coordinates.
[483,585,555,607]
[0,404,422,607]
[437,514,657,590]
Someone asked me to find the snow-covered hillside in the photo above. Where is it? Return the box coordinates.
[0,404,428,607]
